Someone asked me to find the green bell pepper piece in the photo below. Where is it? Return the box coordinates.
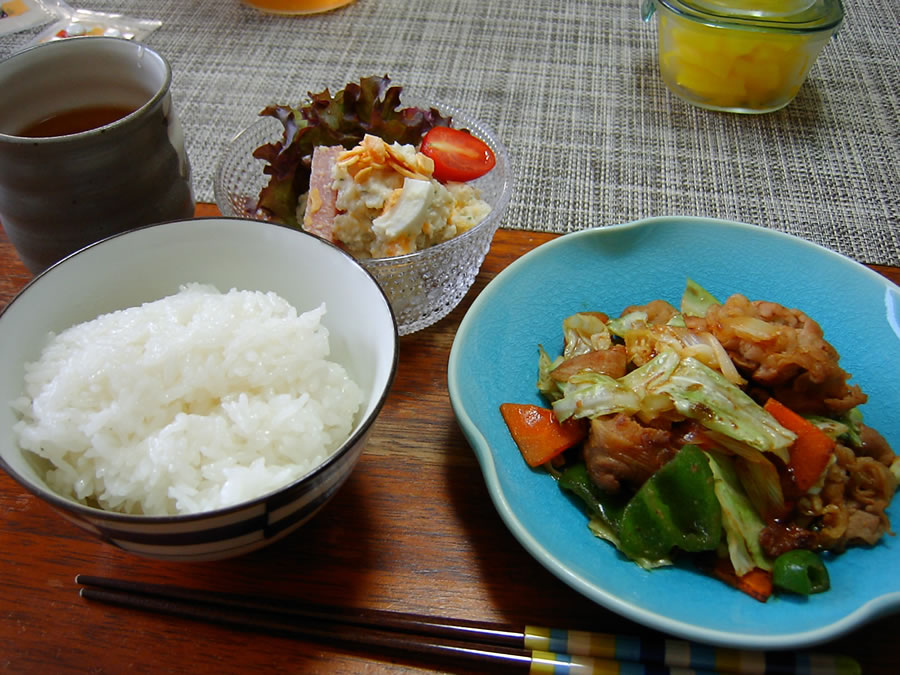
[772,550,830,595]
[558,446,722,566]
[558,463,629,528]
[618,445,722,561]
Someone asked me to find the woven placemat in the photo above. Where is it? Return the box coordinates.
[2,0,898,265]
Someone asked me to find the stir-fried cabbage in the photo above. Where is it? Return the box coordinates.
[655,356,795,463]
[508,279,893,600]
[706,452,772,576]
[545,345,795,463]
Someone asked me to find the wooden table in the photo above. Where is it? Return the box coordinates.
[1,206,898,673]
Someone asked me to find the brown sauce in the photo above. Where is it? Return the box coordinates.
[17,104,137,138]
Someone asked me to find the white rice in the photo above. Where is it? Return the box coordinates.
[11,284,363,516]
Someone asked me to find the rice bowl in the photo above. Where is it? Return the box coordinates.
[0,217,398,561]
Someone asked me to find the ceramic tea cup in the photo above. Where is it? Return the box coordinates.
[0,37,194,274]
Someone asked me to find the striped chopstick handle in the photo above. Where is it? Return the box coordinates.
[529,650,716,674]
[522,627,860,675]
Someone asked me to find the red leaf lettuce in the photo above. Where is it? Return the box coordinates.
[252,75,451,228]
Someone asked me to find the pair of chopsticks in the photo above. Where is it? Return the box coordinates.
[75,575,859,675]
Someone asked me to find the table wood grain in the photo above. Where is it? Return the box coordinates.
[1,206,898,673]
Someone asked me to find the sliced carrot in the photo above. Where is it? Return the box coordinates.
[712,557,774,603]
[499,403,588,468]
[739,568,774,603]
[764,398,835,493]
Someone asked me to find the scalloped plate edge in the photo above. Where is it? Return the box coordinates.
[448,216,900,649]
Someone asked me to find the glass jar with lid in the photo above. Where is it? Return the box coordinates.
[641,0,844,113]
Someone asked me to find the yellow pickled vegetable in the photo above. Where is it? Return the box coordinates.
[658,14,820,111]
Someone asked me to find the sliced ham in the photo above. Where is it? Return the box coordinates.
[303,145,344,243]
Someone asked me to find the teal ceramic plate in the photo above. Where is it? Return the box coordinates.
[448,216,900,649]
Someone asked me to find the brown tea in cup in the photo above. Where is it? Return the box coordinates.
[0,37,195,274]
[18,104,138,138]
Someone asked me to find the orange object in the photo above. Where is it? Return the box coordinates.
[764,398,835,492]
[241,0,355,15]
[499,403,588,467]
[713,558,773,603]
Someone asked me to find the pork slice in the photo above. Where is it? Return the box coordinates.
[844,509,884,546]
[621,299,679,325]
[858,424,897,467]
[584,413,674,493]
[302,145,344,243]
[550,346,628,381]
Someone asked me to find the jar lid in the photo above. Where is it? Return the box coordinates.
[644,0,844,32]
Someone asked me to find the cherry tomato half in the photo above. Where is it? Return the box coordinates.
[420,126,496,183]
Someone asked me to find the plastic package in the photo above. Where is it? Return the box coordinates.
[0,0,65,35]
[27,3,161,45]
